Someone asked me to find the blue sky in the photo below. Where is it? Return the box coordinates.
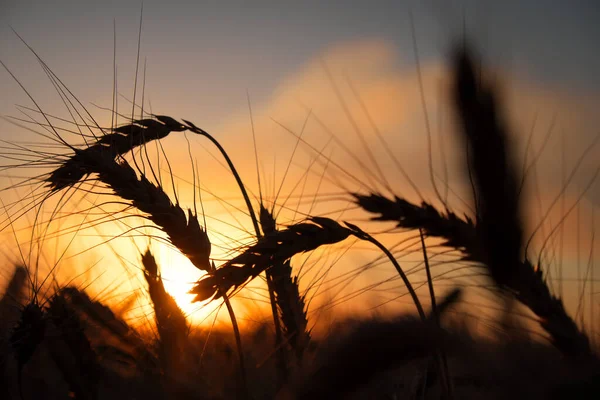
[3,0,597,204]
[1,0,598,123]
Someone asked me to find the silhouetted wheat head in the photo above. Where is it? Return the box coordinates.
[142,249,188,338]
[190,217,352,303]
[47,115,187,192]
[46,146,211,273]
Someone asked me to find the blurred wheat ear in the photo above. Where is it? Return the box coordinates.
[452,44,592,360]
[452,44,522,287]
[354,44,593,360]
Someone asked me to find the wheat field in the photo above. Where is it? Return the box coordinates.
[0,3,599,399]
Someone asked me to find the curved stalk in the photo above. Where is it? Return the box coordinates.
[185,120,287,384]
[346,225,425,320]
[184,121,261,235]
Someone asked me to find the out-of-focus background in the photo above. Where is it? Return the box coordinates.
[0,0,598,334]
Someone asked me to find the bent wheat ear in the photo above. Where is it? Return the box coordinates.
[353,193,481,261]
[104,158,212,272]
[355,189,591,357]
[190,217,351,302]
[47,116,186,192]
[48,148,212,271]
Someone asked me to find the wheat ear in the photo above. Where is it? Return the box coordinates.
[47,150,212,272]
[190,217,352,302]
[192,217,426,321]
[47,115,186,192]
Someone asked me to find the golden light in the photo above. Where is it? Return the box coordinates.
[154,246,224,326]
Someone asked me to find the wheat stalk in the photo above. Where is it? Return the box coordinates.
[183,119,289,388]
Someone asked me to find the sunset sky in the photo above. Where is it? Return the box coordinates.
[0,1,598,332]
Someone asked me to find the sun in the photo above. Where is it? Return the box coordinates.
[154,246,250,327]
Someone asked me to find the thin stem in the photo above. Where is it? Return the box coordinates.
[185,123,261,236]
[352,230,425,320]
[185,121,287,386]
[220,290,249,399]
[419,229,453,400]
[419,229,438,319]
